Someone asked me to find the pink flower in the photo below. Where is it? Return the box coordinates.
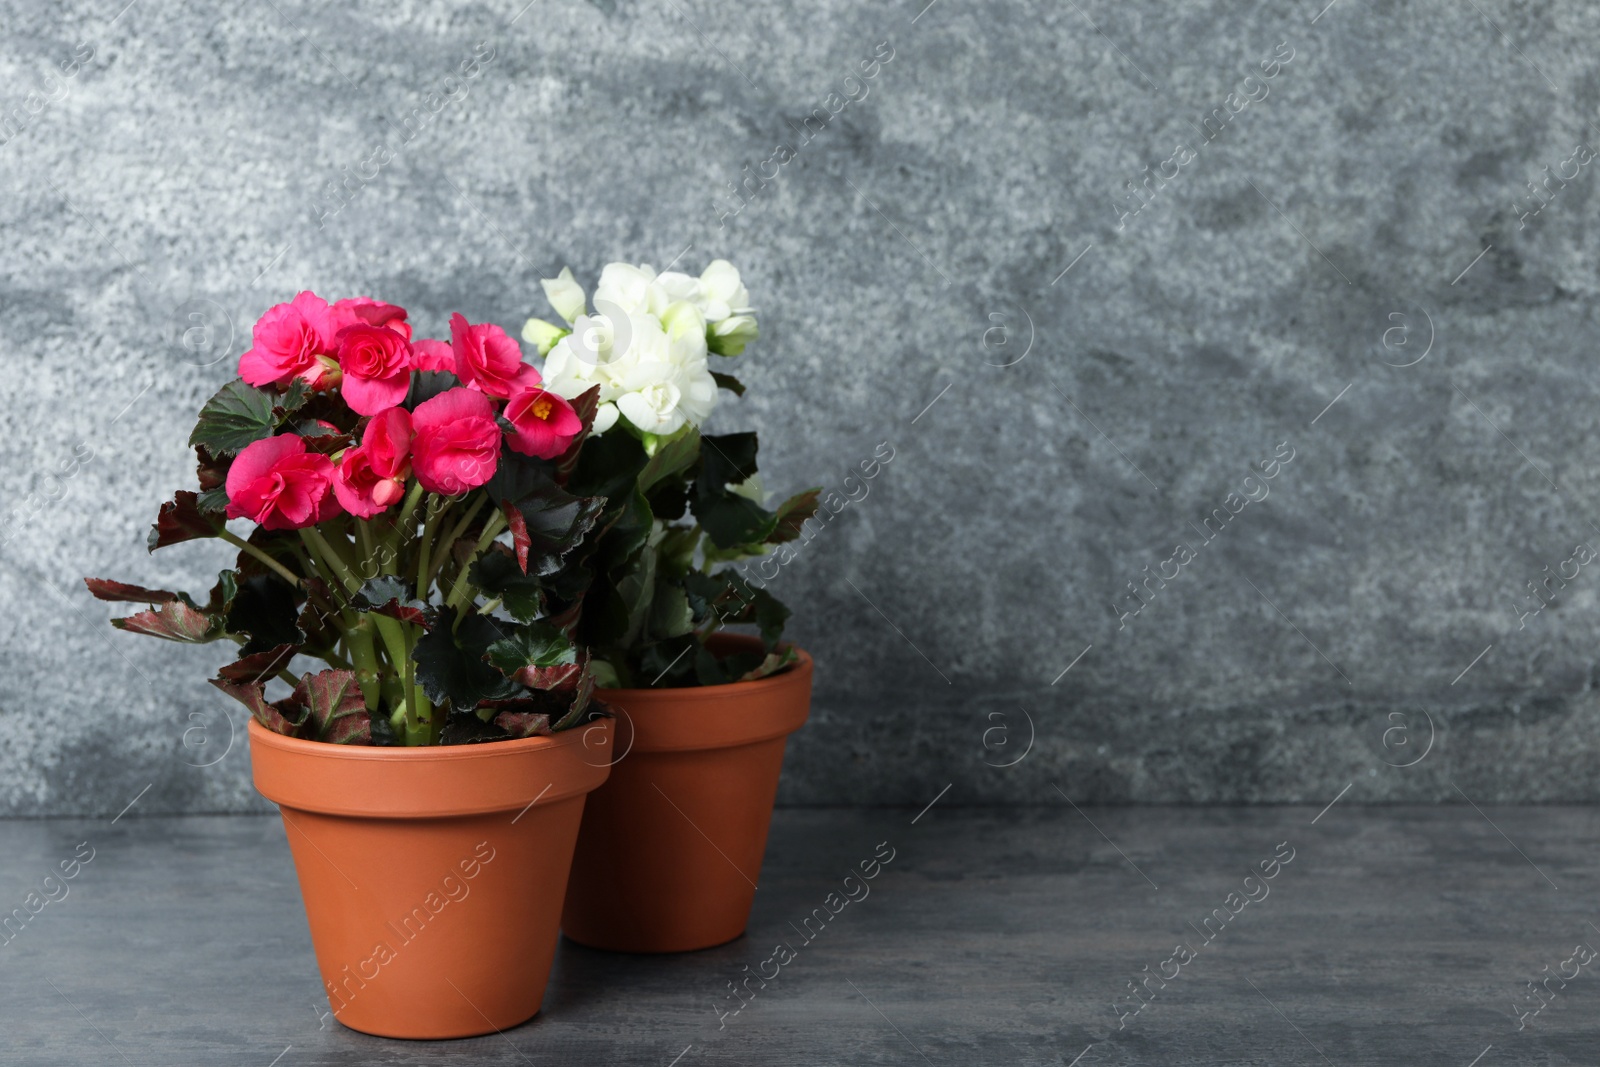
[411,339,456,373]
[331,297,411,340]
[337,324,414,416]
[411,388,502,495]
[450,313,541,399]
[332,409,413,517]
[225,434,342,530]
[239,291,342,391]
[504,385,583,459]
[363,407,414,479]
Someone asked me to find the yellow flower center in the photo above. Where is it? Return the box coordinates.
[531,397,553,420]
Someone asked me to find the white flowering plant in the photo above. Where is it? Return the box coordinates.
[523,260,818,687]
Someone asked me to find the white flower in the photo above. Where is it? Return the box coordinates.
[729,473,766,503]
[594,263,671,318]
[709,313,758,356]
[541,267,586,325]
[697,260,751,322]
[538,284,719,437]
[521,317,567,356]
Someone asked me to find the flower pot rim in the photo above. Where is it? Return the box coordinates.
[597,636,811,699]
[246,715,600,761]
[593,635,812,754]
[249,717,613,818]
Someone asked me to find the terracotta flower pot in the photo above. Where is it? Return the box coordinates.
[561,635,812,953]
[248,717,612,1039]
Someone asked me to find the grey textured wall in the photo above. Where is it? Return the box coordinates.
[4,0,1600,815]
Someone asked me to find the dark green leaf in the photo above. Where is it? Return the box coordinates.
[637,429,701,492]
[648,585,694,640]
[278,378,312,416]
[225,573,303,657]
[439,715,511,745]
[565,428,647,506]
[511,486,606,578]
[412,605,521,711]
[469,546,547,622]
[188,379,279,457]
[691,433,777,548]
[405,370,461,409]
[351,576,428,627]
[484,622,579,688]
[710,371,745,396]
[195,487,230,515]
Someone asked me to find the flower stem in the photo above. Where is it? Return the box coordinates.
[426,495,487,596]
[300,527,360,595]
[217,529,302,588]
[444,509,507,612]
[414,495,455,602]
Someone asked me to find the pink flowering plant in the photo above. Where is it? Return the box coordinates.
[87,293,609,746]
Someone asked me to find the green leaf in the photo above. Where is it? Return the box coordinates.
[691,433,778,548]
[351,576,428,627]
[195,487,230,515]
[468,546,549,622]
[148,491,223,552]
[484,622,581,689]
[188,379,280,457]
[412,605,521,712]
[279,378,312,416]
[710,371,745,396]
[648,585,694,640]
[635,635,697,687]
[638,430,701,492]
[225,573,303,657]
[405,370,462,410]
[683,570,790,646]
[512,486,606,578]
[566,428,648,507]
[295,669,370,744]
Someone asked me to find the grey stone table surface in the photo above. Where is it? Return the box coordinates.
[2,805,1597,1066]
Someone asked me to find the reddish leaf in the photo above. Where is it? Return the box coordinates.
[297,430,353,455]
[112,600,223,643]
[554,385,602,478]
[351,577,429,628]
[511,661,582,690]
[84,578,179,604]
[216,643,299,684]
[195,445,230,492]
[209,677,307,737]
[492,710,552,738]
[148,491,222,552]
[293,669,370,745]
[502,499,530,575]
[769,488,822,544]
